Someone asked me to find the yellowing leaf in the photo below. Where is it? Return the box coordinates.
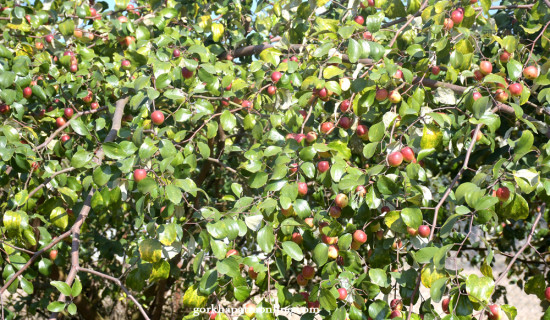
[211,23,224,42]
[50,207,68,229]
[421,263,446,288]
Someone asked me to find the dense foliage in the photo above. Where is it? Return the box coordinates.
[1,0,550,319]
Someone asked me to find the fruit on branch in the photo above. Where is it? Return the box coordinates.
[321,122,335,134]
[495,89,509,102]
[56,117,66,127]
[451,8,464,24]
[118,16,128,23]
[121,59,131,70]
[64,108,74,118]
[389,90,402,104]
[418,225,430,238]
[480,61,493,75]
[322,234,338,245]
[338,116,352,129]
[363,31,373,41]
[487,304,502,320]
[470,130,483,142]
[298,182,308,196]
[381,206,390,213]
[305,218,314,228]
[508,83,522,96]
[367,0,375,6]
[340,100,350,112]
[375,88,388,101]
[281,206,294,217]
[292,232,303,244]
[298,110,307,120]
[90,102,99,110]
[442,297,450,314]
[70,64,78,73]
[173,49,180,58]
[151,110,165,125]
[337,288,347,300]
[545,287,550,301]
[390,298,403,311]
[267,85,276,95]
[473,91,482,101]
[499,51,511,63]
[226,249,239,257]
[317,161,330,173]
[474,70,484,81]
[60,135,70,143]
[302,265,315,279]
[317,87,328,98]
[387,151,403,167]
[495,187,510,201]
[523,65,539,80]
[306,131,317,143]
[181,67,194,79]
[393,70,403,79]
[133,169,147,182]
[297,274,308,286]
[356,124,369,140]
[375,230,384,240]
[443,18,454,30]
[0,104,10,114]
[328,245,339,259]
[120,36,135,47]
[353,230,367,244]
[354,16,365,25]
[391,239,402,250]
[242,100,252,109]
[244,303,256,318]
[45,34,54,43]
[431,66,441,75]
[329,206,341,218]
[49,250,58,260]
[389,310,402,319]
[23,87,32,99]
[209,311,217,320]
[248,267,258,279]
[271,71,282,83]
[407,226,418,236]
[400,147,415,162]
[355,185,366,197]
[335,194,349,208]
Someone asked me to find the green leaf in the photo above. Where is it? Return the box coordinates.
[67,303,77,315]
[313,243,329,266]
[465,274,494,303]
[323,66,345,79]
[430,277,447,303]
[139,239,163,263]
[401,207,422,229]
[257,225,275,253]
[47,301,66,312]
[506,59,523,81]
[165,185,182,204]
[71,278,82,297]
[51,281,73,296]
[71,150,93,168]
[281,241,303,261]
[368,121,385,142]
[347,39,361,63]
[369,269,389,287]
[220,110,236,131]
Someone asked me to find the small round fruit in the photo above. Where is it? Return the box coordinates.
[70,64,78,73]
[495,187,510,201]
[121,59,131,70]
[340,100,351,112]
[49,250,58,260]
[355,185,366,197]
[327,245,339,259]
[305,218,314,228]
[495,89,509,102]
[545,287,550,301]
[298,182,308,196]
[338,116,352,129]
[407,226,418,236]
[389,310,402,319]
[271,71,282,83]
[241,100,252,109]
[508,83,522,96]
[418,225,430,238]
[354,15,365,25]
[226,249,239,257]
[181,67,194,79]
[23,87,32,99]
[292,232,303,245]
[523,66,539,80]
[388,90,402,104]
[337,288,347,300]
[390,298,403,311]
[394,70,403,79]
[133,169,147,182]
[470,130,483,142]
[474,70,485,81]
[431,66,441,75]
[480,61,493,75]
[56,117,66,127]
[306,131,317,143]
[321,122,335,134]
[473,91,482,101]
[64,108,74,118]
[267,85,277,95]
[335,194,349,208]
[173,49,181,58]
[381,206,390,213]
[302,265,315,279]
[387,151,403,167]
[151,111,165,125]
[297,274,308,286]
[248,267,258,279]
[451,8,464,24]
[329,206,341,218]
[281,206,294,217]
[45,34,54,43]
[317,88,328,98]
[60,135,70,143]
[443,18,454,30]
[356,125,369,140]
[400,147,415,162]
[375,88,388,101]
[442,297,450,314]
[499,51,511,63]
[91,102,99,110]
[0,104,10,114]
[317,161,330,173]
[353,230,367,244]
[487,304,502,320]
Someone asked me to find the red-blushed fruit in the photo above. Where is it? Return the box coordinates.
[473,91,482,101]
[394,70,403,79]
[294,133,305,143]
[173,49,180,58]
[300,292,310,301]
[281,205,294,217]
[375,88,388,101]
[298,110,307,120]
[470,129,483,142]
[305,217,314,228]
[431,66,441,75]
[292,232,303,245]
[356,124,369,140]
[523,65,539,80]
[338,116,352,129]
[248,266,258,279]
[340,100,351,112]
[290,56,299,62]
[470,0,477,3]
[495,89,509,102]
[363,31,373,40]
[321,122,335,134]
[350,240,361,250]
[387,151,403,167]
[389,310,401,319]
[91,102,99,110]
[307,300,320,309]
[381,206,390,213]
[267,85,276,95]
[121,59,131,70]
[317,87,328,98]
[496,187,510,201]
[499,51,511,63]
[375,230,384,240]
[151,110,165,125]
[118,15,128,23]
[337,288,347,300]
[302,265,315,279]
[45,34,54,43]
[389,90,402,104]
[181,67,193,79]
[64,108,74,118]
[356,185,366,197]
[133,169,147,182]
[23,87,32,99]
[407,226,418,236]
[487,304,502,320]
[298,182,308,196]
[368,0,375,6]
[509,83,522,96]
[226,249,239,257]
[306,131,317,143]
[353,230,367,244]
[225,54,233,61]
[241,100,252,109]
[60,135,70,143]
[545,287,550,301]
[329,206,341,218]
[244,303,256,318]
[400,147,415,162]
[354,15,365,25]
[49,250,58,260]
[328,245,339,259]
[271,71,282,83]
[35,41,44,50]
[443,18,454,30]
[474,70,484,81]
[0,104,10,114]
[209,311,217,320]
[322,234,338,245]
[70,64,78,73]
[317,161,330,173]
[480,61,493,75]
[392,239,403,250]
[442,297,450,314]
[390,299,403,311]
[56,117,66,127]
[451,8,464,24]
[335,194,349,208]
[418,225,430,238]
[297,274,308,286]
